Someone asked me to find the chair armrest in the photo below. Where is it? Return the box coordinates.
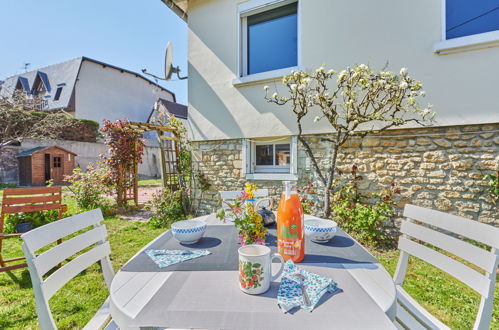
[0,233,22,238]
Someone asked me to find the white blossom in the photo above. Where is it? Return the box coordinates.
[272,92,278,99]
[264,85,269,91]
[400,67,408,76]
[316,66,325,73]
[290,84,297,91]
[314,116,321,122]
[399,81,408,89]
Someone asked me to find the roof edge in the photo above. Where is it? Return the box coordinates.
[81,57,176,99]
[160,0,188,22]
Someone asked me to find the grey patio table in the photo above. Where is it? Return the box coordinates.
[109,214,397,329]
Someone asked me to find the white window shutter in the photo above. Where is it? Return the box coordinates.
[242,139,253,175]
[291,136,298,175]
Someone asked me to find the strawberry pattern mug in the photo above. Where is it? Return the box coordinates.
[238,244,285,295]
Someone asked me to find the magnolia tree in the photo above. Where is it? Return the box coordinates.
[265,64,436,217]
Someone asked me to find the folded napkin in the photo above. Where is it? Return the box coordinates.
[277,260,338,313]
[145,249,211,269]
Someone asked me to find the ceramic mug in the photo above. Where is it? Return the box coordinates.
[238,244,285,294]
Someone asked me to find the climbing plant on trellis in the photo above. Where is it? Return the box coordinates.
[101,119,145,206]
[101,118,180,206]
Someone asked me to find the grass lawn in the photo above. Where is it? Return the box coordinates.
[138,178,162,187]
[0,198,497,329]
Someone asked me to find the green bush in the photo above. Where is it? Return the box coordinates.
[331,165,399,248]
[4,210,58,233]
[148,188,186,228]
[484,171,498,205]
[0,183,17,189]
[65,164,110,210]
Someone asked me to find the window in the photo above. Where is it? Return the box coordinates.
[241,1,298,76]
[54,87,63,101]
[53,157,62,168]
[243,137,297,180]
[254,143,290,173]
[446,0,499,40]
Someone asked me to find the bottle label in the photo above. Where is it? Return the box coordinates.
[278,238,301,256]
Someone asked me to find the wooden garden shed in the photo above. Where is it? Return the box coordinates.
[15,146,76,186]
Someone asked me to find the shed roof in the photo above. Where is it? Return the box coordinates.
[15,146,77,158]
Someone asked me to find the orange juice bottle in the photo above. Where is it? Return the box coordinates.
[277,181,304,262]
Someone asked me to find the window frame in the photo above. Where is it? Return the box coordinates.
[435,0,499,54]
[242,136,298,181]
[53,156,62,168]
[253,141,291,173]
[54,87,63,101]
[237,0,301,79]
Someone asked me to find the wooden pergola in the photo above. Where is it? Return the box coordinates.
[124,121,180,205]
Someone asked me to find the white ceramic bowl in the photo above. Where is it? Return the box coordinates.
[171,220,207,244]
[304,218,338,243]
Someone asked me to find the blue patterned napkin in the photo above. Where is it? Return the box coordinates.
[145,249,211,268]
[277,260,338,313]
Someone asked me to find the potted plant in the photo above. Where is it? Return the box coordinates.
[216,183,267,245]
[5,213,33,233]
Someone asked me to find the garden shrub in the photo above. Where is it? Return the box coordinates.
[484,171,498,205]
[148,188,186,228]
[4,210,58,234]
[331,165,399,248]
[65,164,110,210]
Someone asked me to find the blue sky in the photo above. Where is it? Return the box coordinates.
[0,0,188,104]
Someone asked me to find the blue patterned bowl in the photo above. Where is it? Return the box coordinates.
[304,218,337,243]
[171,220,207,244]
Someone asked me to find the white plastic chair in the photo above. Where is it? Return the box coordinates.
[394,204,499,330]
[220,189,269,207]
[21,209,116,330]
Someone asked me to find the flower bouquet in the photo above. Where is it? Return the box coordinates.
[216,183,267,245]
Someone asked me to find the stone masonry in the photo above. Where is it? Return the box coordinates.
[191,123,498,226]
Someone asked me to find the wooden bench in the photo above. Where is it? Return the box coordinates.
[0,187,67,272]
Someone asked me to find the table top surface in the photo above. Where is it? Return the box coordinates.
[110,214,397,329]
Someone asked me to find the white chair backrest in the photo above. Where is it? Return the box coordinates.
[394,204,499,330]
[21,209,114,330]
[219,189,269,209]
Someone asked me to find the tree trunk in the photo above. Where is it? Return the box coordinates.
[323,139,341,218]
[323,188,332,218]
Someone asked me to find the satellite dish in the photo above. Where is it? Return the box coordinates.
[164,42,174,80]
[142,42,187,81]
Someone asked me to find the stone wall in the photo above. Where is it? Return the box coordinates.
[191,123,498,226]
[0,146,19,183]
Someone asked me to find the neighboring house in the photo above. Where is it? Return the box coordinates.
[148,97,188,124]
[0,58,188,184]
[0,57,176,124]
[164,0,498,224]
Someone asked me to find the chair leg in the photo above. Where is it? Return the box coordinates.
[0,263,27,272]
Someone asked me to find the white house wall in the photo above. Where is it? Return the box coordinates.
[75,60,175,124]
[187,0,499,141]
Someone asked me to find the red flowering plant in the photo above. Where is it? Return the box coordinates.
[100,119,145,206]
[331,164,400,247]
[216,183,267,245]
